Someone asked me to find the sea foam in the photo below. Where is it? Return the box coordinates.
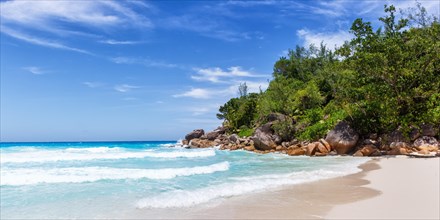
[0,147,215,163]
[136,158,369,208]
[0,161,230,186]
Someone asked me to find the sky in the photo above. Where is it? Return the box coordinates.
[1,0,439,142]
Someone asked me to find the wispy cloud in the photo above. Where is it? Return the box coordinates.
[174,80,269,100]
[2,26,92,54]
[222,0,277,7]
[175,65,269,100]
[191,66,263,83]
[98,39,142,45]
[110,56,179,68]
[173,88,213,99]
[22,66,45,75]
[114,84,139,93]
[83,82,104,88]
[0,0,152,53]
[0,0,153,31]
[297,29,352,49]
[185,103,222,116]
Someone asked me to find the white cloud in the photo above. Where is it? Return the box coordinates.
[0,0,152,53]
[191,66,265,83]
[114,84,139,93]
[173,88,213,99]
[2,26,91,54]
[110,57,178,68]
[83,82,104,88]
[186,103,222,116]
[223,0,277,7]
[22,66,45,75]
[99,39,141,45]
[0,0,152,31]
[297,29,352,50]
[175,65,270,100]
[174,80,269,100]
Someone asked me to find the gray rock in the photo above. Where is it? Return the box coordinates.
[390,141,409,149]
[229,134,239,143]
[206,127,226,140]
[389,128,406,143]
[185,129,205,141]
[413,136,438,147]
[409,126,421,141]
[251,128,275,151]
[325,121,359,154]
[189,138,216,148]
[273,134,282,145]
[266,113,288,122]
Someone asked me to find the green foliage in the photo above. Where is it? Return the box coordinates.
[217,92,260,133]
[217,3,439,140]
[339,4,440,134]
[272,119,295,141]
[237,127,254,138]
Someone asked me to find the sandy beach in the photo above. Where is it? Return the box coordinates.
[326,156,440,219]
[140,156,439,219]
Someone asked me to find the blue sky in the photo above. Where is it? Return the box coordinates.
[1,0,438,142]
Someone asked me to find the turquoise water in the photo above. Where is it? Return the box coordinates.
[0,141,369,219]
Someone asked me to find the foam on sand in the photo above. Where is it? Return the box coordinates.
[136,158,369,208]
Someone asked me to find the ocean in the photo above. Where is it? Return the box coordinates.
[0,141,369,219]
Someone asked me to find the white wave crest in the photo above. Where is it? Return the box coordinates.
[136,158,369,208]
[142,150,215,158]
[0,147,215,163]
[0,162,229,186]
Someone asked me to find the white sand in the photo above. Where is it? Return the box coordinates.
[326,157,440,219]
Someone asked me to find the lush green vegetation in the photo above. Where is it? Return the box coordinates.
[217,4,440,140]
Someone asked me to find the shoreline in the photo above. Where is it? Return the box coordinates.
[186,158,381,219]
[130,156,439,219]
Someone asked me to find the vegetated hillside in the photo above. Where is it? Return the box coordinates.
[217,4,440,141]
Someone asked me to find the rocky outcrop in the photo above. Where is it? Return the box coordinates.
[325,121,359,154]
[251,127,276,151]
[287,147,306,156]
[182,121,439,158]
[413,136,438,148]
[320,139,332,152]
[185,129,205,141]
[205,127,226,140]
[189,138,216,148]
[266,113,288,123]
[353,145,381,157]
[305,143,318,156]
[316,142,328,154]
[229,134,239,143]
[388,146,411,155]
